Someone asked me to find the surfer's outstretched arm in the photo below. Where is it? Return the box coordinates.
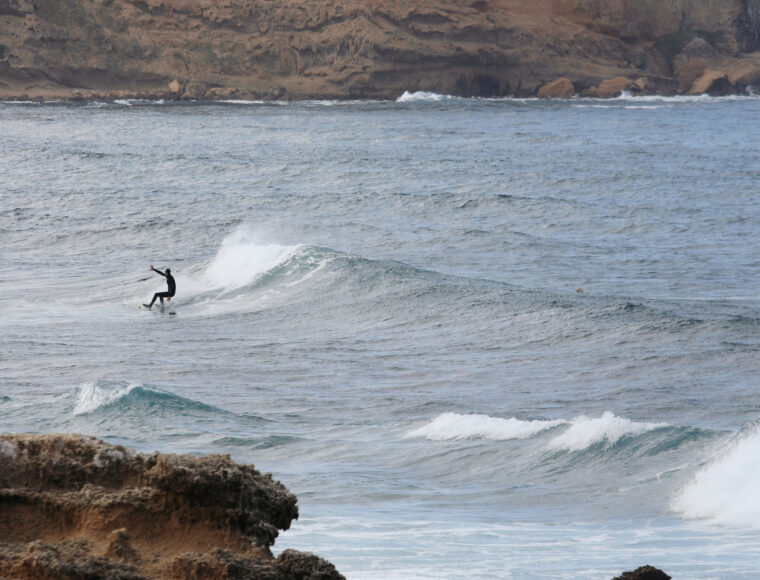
[149,265,167,277]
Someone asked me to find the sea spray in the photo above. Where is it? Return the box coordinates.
[672,426,760,527]
[201,226,299,292]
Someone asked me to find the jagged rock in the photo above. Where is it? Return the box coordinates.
[537,77,575,98]
[105,528,139,563]
[2,539,147,580]
[276,549,345,579]
[611,565,671,580]
[0,434,344,580]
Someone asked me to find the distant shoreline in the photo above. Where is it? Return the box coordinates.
[3,0,760,106]
[1,87,757,105]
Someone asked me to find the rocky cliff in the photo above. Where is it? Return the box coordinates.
[0,433,344,579]
[1,0,759,99]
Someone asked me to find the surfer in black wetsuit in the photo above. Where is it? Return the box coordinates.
[144,265,176,310]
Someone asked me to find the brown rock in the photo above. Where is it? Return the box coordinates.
[674,56,708,93]
[595,76,633,98]
[105,528,139,563]
[0,433,344,580]
[581,85,599,97]
[537,77,575,98]
[276,549,345,579]
[725,60,760,87]
[689,69,732,94]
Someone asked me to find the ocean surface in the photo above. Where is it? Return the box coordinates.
[2,92,760,579]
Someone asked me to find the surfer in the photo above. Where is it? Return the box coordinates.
[144,265,176,310]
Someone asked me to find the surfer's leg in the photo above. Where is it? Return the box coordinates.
[145,293,161,309]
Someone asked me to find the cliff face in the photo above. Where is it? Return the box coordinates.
[0,0,759,99]
[0,433,344,580]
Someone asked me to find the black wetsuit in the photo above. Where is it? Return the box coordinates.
[146,269,176,308]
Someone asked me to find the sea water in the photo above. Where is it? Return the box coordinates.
[2,93,760,579]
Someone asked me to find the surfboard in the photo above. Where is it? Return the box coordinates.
[137,304,176,315]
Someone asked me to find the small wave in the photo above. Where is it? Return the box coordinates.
[405,412,564,441]
[219,99,269,105]
[396,91,455,103]
[113,99,167,106]
[672,427,760,528]
[74,382,139,415]
[213,435,301,449]
[547,411,667,451]
[615,91,759,103]
[74,382,218,416]
[202,226,299,291]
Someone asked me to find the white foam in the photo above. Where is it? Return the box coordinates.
[672,427,760,528]
[615,91,757,103]
[74,382,138,415]
[547,411,666,451]
[396,91,454,103]
[405,412,564,441]
[189,225,299,294]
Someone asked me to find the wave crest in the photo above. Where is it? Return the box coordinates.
[74,382,217,416]
[405,412,564,441]
[408,411,669,452]
[74,382,139,415]
[672,427,760,528]
[198,226,300,292]
[547,411,666,451]
[396,91,454,103]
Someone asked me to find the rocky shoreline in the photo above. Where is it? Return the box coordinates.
[0,433,344,579]
[1,0,760,102]
[0,433,674,580]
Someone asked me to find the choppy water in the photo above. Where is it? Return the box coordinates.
[2,92,760,579]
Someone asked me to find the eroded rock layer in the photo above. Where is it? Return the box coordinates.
[0,433,344,580]
[0,0,759,99]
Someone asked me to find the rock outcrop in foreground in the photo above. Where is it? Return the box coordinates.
[1,0,759,100]
[612,565,671,580]
[0,434,343,580]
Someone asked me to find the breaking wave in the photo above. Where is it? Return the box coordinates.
[185,225,301,295]
[672,426,760,528]
[547,411,667,451]
[396,91,455,103]
[405,412,563,440]
[74,382,220,417]
[407,411,668,452]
